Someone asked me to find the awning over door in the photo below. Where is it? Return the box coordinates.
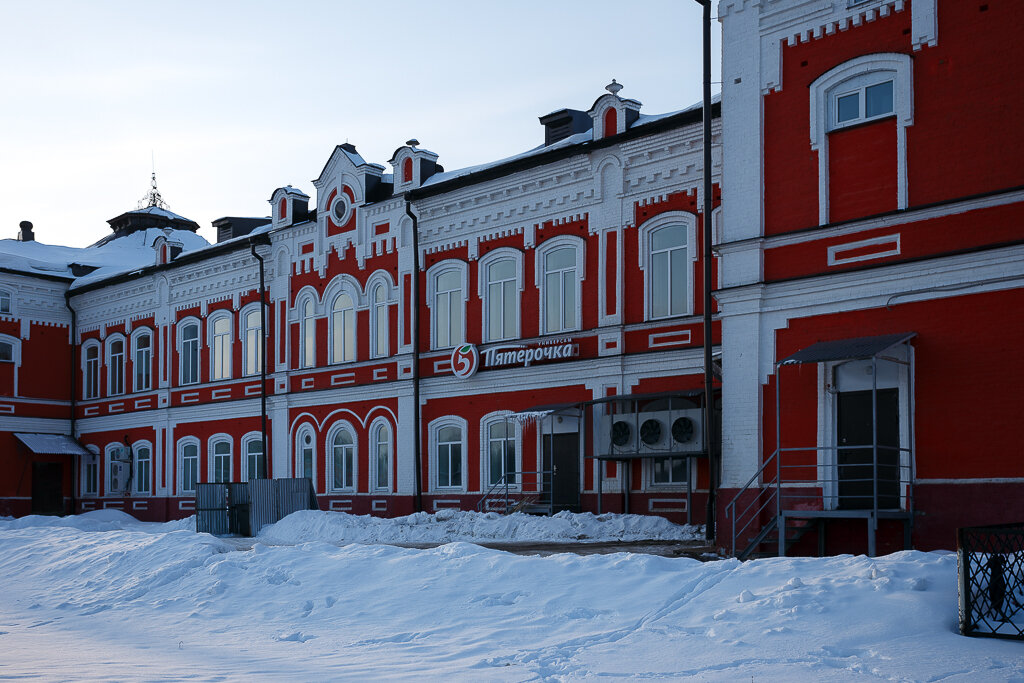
[14,433,91,457]
[778,332,916,366]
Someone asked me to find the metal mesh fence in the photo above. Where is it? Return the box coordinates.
[958,523,1024,640]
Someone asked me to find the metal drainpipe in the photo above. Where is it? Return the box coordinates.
[63,291,78,515]
[404,200,423,513]
[697,0,717,544]
[250,234,272,475]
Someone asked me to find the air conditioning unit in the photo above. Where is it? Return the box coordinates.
[109,446,132,494]
[600,410,703,455]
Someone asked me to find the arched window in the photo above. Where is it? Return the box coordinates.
[370,283,389,358]
[242,306,263,377]
[480,250,522,342]
[179,439,199,495]
[329,425,356,491]
[83,342,100,399]
[243,433,266,480]
[300,297,316,368]
[278,197,287,220]
[431,418,466,490]
[210,437,232,483]
[179,320,200,385]
[132,329,152,392]
[537,237,584,334]
[209,313,232,381]
[402,157,413,184]
[640,213,696,321]
[603,107,618,138]
[371,420,392,491]
[483,415,518,488]
[134,442,152,495]
[107,335,125,396]
[330,293,356,363]
[428,262,466,350]
[296,425,316,483]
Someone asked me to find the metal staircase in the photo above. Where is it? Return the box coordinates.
[476,470,554,515]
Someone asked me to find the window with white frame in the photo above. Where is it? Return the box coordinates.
[210,313,232,381]
[135,443,151,494]
[179,320,200,385]
[107,442,128,495]
[371,420,391,491]
[107,336,125,396]
[0,340,12,362]
[809,53,913,224]
[483,415,517,487]
[300,297,316,368]
[83,342,100,398]
[179,439,199,494]
[652,457,686,486]
[640,213,696,321]
[330,293,356,363]
[480,250,522,342]
[210,437,231,483]
[132,330,152,392]
[329,424,356,491]
[370,283,389,358]
[242,306,262,377]
[243,433,266,480]
[83,445,99,496]
[537,237,584,335]
[0,289,11,315]
[428,262,466,350]
[296,426,316,482]
[432,420,465,489]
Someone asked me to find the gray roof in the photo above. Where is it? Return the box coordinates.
[778,333,916,366]
[15,433,91,456]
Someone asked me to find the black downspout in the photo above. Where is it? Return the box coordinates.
[64,291,78,516]
[697,0,718,543]
[404,200,423,513]
[250,235,272,476]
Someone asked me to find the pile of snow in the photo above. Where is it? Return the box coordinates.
[256,509,703,546]
[1,511,1020,680]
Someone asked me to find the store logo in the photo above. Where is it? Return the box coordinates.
[450,343,479,379]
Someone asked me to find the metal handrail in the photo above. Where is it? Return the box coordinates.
[476,469,553,514]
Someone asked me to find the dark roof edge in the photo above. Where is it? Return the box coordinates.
[408,101,720,200]
[0,266,73,283]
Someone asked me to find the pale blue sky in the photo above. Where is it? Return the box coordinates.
[0,1,720,247]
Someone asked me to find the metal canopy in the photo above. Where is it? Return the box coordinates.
[778,332,916,366]
[15,433,91,457]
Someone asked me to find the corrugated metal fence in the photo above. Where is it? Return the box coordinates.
[196,478,319,537]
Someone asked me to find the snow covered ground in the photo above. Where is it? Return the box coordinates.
[0,510,1020,681]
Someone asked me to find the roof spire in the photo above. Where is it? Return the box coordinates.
[138,169,170,211]
[605,79,623,96]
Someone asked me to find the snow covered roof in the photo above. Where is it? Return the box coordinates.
[0,226,211,288]
[123,205,192,222]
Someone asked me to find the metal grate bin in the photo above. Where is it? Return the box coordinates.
[958,523,1024,640]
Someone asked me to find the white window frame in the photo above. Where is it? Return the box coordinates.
[329,290,357,364]
[131,328,153,392]
[209,435,233,484]
[326,421,358,493]
[82,340,101,399]
[478,248,524,342]
[366,273,394,359]
[177,318,201,385]
[240,304,264,378]
[295,424,317,487]
[535,236,585,335]
[134,440,153,495]
[0,288,13,315]
[82,444,100,496]
[809,53,913,225]
[105,442,128,496]
[208,311,233,381]
[426,260,468,350]
[369,418,392,492]
[638,212,698,321]
[241,431,266,481]
[480,411,521,491]
[429,416,468,492]
[178,437,200,495]
[106,334,126,396]
[298,294,317,369]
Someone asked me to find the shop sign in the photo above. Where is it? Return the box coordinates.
[450,339,577,379]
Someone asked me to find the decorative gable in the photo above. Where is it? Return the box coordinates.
[588,80,642,139]
[312,143,387,238]
[269,186,310,230]
[389,140,442,193]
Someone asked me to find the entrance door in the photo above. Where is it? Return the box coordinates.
[542,433,580,513]
[836,389,900,510]
[31,462,64,515]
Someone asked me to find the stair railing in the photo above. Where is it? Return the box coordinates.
[725,447,782,557]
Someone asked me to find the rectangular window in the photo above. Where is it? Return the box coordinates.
[488,421,516,486]
[244,310,262,376]
[0,342,12,362]
[212,441,231,483]
[109,340,125,396]
[211,317,231,380]
[135,446,151,494]
[247,439,266,479]
[653,457,686,485]
[865,81,893,119]
[181,324,200,385]
[436,425,462,488]
[134,334,151,391]
[84,459,98,495]
[836,92,859,124]
[182,444,198,493]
